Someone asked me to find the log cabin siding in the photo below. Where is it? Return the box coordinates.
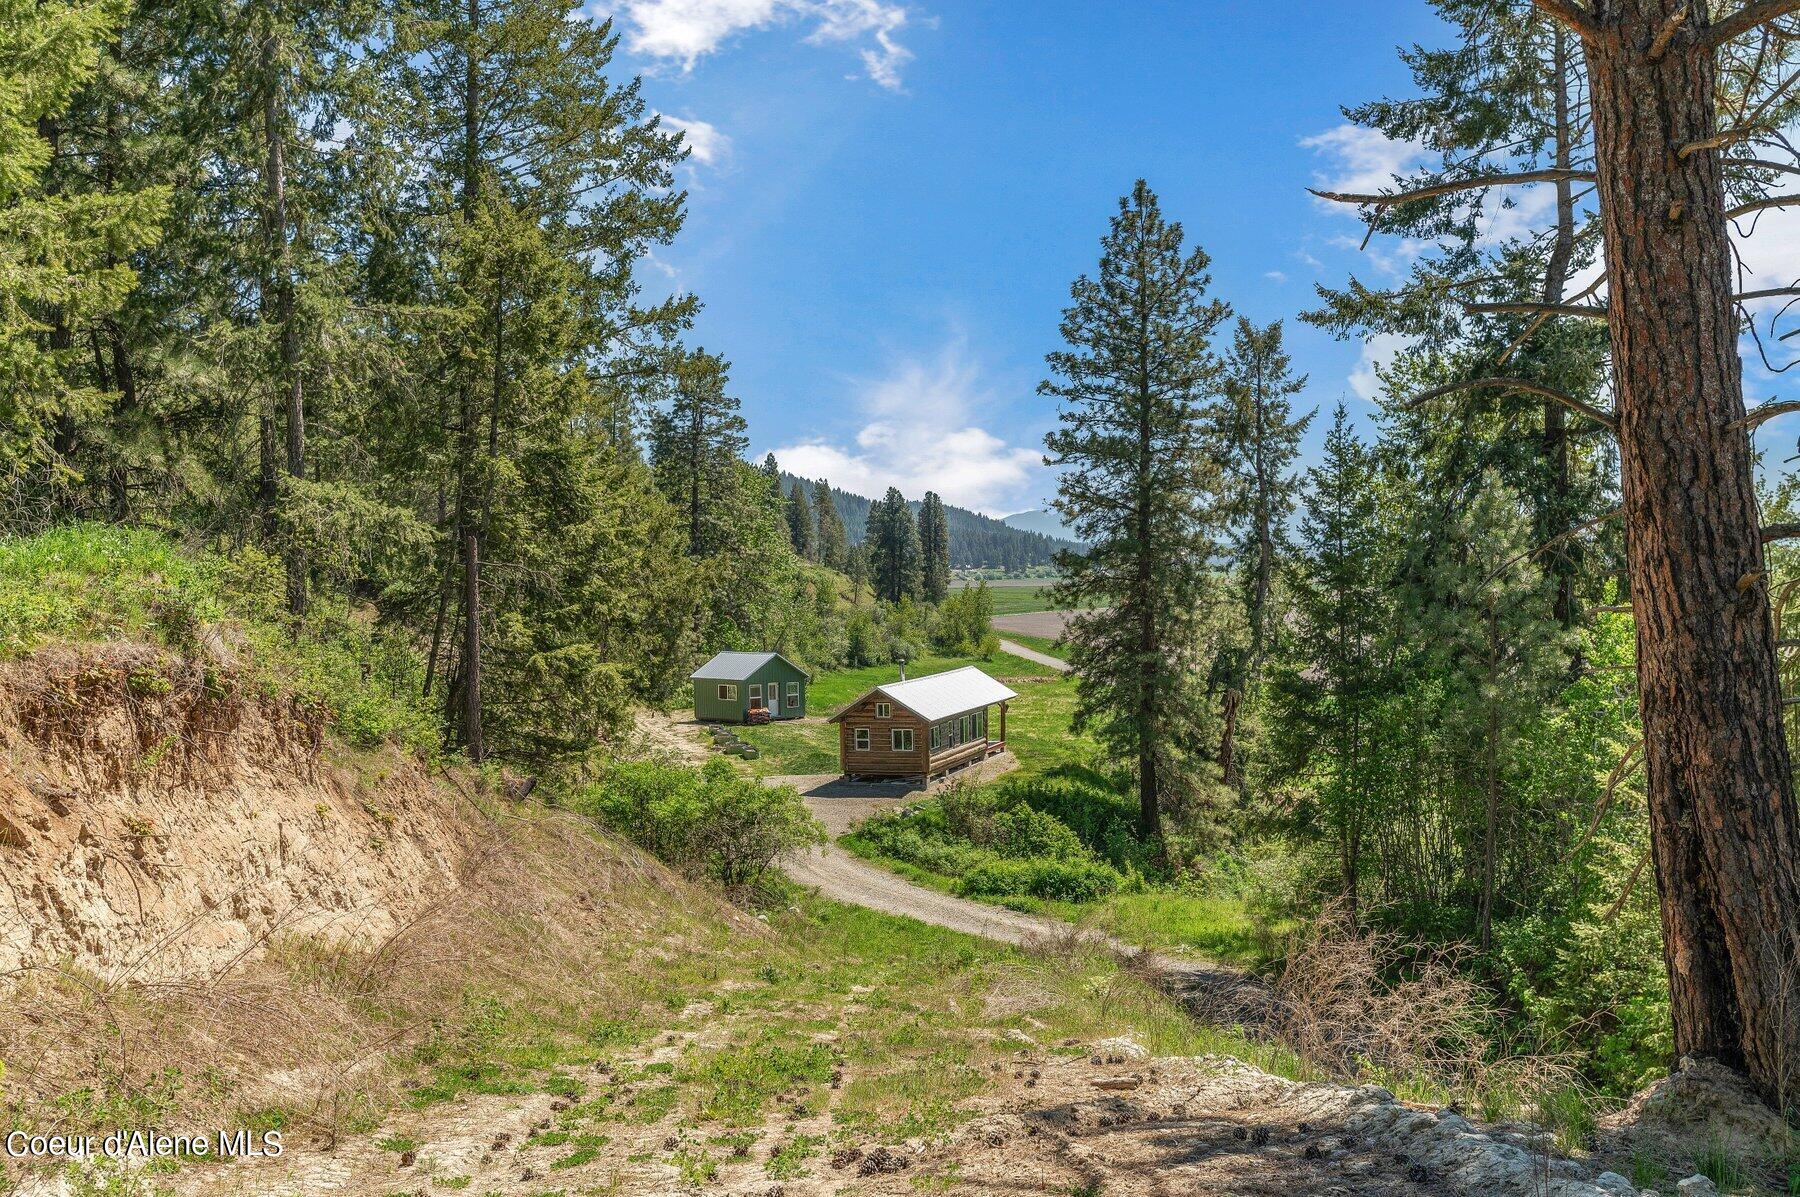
[837,695,930,777]
[836,692,1004,779]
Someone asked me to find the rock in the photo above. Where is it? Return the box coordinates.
[1675,1177,1718,1197]
[1591,1173,1637,1196]
[1600,1056,1795,1163]
[1090,1035,1149,1061]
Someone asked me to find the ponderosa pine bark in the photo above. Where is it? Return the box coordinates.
[1573,0,1800,1107]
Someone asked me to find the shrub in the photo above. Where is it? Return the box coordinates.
[956,856,1123,903]
[991,805,1084,860]
[932,583,997,657]
[574,758,823,889]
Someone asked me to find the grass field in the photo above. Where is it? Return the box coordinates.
[950,579,1096,616]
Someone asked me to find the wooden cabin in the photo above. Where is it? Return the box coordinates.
[830,666,1017,781]
[690,652,810,724]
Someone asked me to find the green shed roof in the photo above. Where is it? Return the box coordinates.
[689,651,809,682]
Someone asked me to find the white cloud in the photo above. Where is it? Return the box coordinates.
[659,114,730,165]
[770,341,1042,515]
[1301,124,1426,203]
[617,0,915,90]
[1264,269,1288,283]
[1350,332,1410,404]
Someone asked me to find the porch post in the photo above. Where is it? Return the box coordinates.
[998,702,1006,748]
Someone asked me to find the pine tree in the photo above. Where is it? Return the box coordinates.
[917,490,951,602]
[648,349,749,558]
[0,0,164,493]
[1278,404,1387,917]
[1419,476,1572,950]
[1213,317,1312,786]
[1042,180,1230,840]
[812,478,848,571]
[401,1,689,759]
[866,487,921,604]
[785,481,816,560]
[1319,0,1800,1102]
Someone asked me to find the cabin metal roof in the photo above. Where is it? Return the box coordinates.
[689,651,809,681]
[829,666,1017,724]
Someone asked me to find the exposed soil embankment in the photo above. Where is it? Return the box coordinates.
[0,643,471,983]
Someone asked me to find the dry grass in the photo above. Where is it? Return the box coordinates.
[1260,906,1578,1115]
[0,791,761,1148]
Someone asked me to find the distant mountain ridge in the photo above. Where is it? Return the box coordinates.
[1001,509,1079,542]
[778,473,1079,572]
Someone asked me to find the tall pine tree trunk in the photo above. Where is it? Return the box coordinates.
[1582,0,1800,1106]
[1543,25,1578,629]
[449,0,485,759]
[261,26,306,616]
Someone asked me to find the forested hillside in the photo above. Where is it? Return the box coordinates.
[9,0,1800,1180]
[780,473,1077,571]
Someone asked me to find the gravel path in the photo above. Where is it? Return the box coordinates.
[997,637,1070,671]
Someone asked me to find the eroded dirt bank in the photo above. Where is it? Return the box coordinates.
[0,644,472,983]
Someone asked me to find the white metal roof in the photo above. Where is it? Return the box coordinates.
[689,651,807,681]
[849,666,1017,724]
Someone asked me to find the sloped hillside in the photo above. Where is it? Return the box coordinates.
[0,642,470,982]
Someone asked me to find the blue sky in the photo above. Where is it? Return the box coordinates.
[603,0,1800,516]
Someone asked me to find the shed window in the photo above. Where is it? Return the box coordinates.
[854,728,870,751]
[717,683,737,701]
[875,702,891,718]
[960,714,973,742]
[786,682,799,706]
[930,725,941,751]
[892,729,914,752]
[976,710,987,738]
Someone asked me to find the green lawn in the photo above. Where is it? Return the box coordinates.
[950,580,1098,616]
[805,650,1056,711]
[836,833,1275,971]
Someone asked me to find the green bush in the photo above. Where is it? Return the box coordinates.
[573,758,823,889]
[957,856,1123,903]
[0,523,439,754]
[932,582,998,658]
[991,804,1084,860]
[849,779,1131,905]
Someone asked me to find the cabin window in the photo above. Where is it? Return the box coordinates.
[960,714,973,742]
[892,728,914,752]
[717,683,737,701]
[930,725,941,751]
[749,683,763,709]
[976,710,987,738]
[875,701,891,718]
[854,728,870,751]
[786,682,799,706]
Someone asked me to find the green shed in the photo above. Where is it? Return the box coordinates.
[690,651,810,724]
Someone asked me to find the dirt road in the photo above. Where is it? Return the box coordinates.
[997,636,1070,671]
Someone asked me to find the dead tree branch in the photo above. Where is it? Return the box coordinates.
[1406,376,1618,429]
